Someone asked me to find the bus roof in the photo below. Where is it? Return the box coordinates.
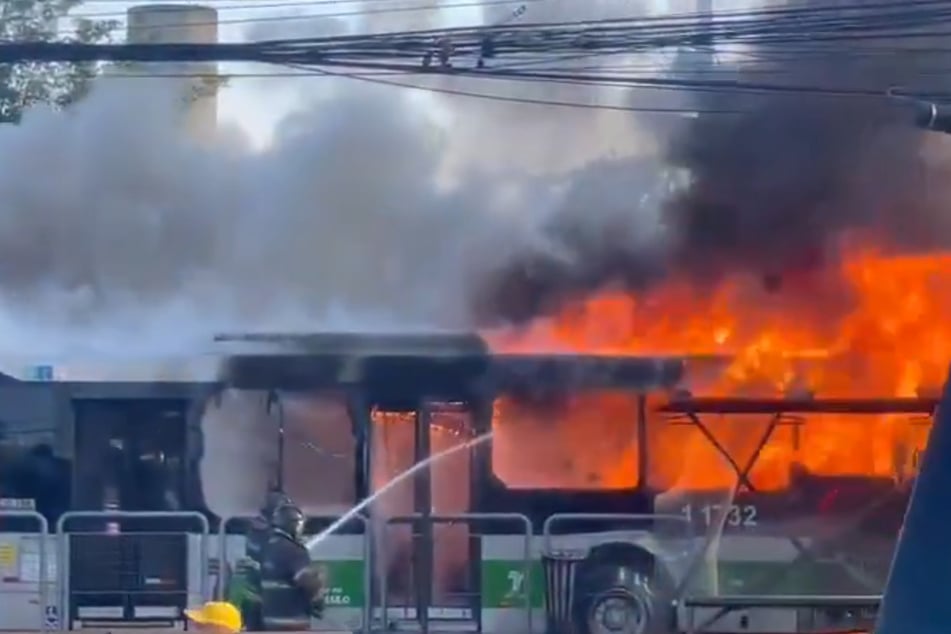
[2,332,685,394]
[213,331,489,357]
[219,331,685,393]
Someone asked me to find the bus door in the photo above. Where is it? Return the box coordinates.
[374,400,478,630]
[69,398,190,626]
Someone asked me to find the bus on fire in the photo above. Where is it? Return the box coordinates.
[0,332,930,632]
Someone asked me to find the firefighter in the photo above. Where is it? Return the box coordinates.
[227,490,292,630]
[249,490,292,564]
[260,503,327,631]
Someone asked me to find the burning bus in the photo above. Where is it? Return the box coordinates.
[0,248,947,631]
[0,275,937,634]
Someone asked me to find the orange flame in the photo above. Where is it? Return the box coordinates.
[485,250,948,491]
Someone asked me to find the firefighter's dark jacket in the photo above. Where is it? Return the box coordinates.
[260,529,321,630]
[246,516,269,565]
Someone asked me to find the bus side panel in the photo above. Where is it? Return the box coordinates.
[481,535,545,634]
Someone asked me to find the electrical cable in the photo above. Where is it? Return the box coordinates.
[38,0,542,39]
[63,0,950,29]
[68,0,460,20]
[277,61,746,113]
[42,0,951,44]
[83,53,948,103]
[279,57,922,101]
[90,60,951,105]
[2,0,951,106]
[42,0,948,53]
[256,2,951,62]
[99,69,411,78]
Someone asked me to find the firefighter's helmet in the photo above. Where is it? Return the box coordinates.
[272,503,306,541]
[262,490,293,521]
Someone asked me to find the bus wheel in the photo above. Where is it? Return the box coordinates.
[586,585,654,634]
[573,543,667,634]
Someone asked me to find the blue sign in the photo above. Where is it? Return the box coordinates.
[31,365,53,381]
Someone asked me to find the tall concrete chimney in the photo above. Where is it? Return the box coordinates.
[126,4,219,138]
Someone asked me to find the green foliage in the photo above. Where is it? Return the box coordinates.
[0,0,118,123]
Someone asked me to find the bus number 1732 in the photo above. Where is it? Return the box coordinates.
[680,503,758,528]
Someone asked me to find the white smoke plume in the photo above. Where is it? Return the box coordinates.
[0,1,685,360]
[0,77,544,358]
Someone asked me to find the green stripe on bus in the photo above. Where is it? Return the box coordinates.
[717,560,887,595]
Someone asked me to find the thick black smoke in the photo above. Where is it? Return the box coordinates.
[474,0,951,325]
[665,1,950,279]
[470,157,676,323]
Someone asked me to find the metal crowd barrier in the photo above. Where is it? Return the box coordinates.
[55,511,210,631]
[680,594,882,634]
[0,510,50,633]
[380,512,533,634]
[541,512,695,553]
[219,512,372,634]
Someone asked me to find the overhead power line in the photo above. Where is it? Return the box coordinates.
[5,3,950,64]
[52,0,538,36]
[12,0,951,58]
[40,0,951,42]
[2,0,951,105]
[64,0,951,29]
[93,65,742,114]
[299,58,915,99]
[70,0,439,19]
[273,61,743,113]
